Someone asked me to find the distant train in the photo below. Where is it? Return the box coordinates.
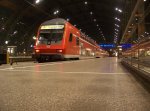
[33,18,106,62]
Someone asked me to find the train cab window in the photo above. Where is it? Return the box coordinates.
[38,29,64,45]
[76,37,79,46]
[69,33,73,42]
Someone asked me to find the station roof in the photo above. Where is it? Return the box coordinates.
[0,0,123,47]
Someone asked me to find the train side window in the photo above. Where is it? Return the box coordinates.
[69,33,73,42]
[76,37,79,46]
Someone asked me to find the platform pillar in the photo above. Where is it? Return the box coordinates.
[6,52,10,64]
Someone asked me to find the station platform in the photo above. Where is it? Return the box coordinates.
[0,58,149,111]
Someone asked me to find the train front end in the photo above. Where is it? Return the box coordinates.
[33,19,66,62]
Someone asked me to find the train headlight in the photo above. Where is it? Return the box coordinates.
[35,49,40,53]
[57,50,63,53]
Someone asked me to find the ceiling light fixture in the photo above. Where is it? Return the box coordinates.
[84,1,88,5]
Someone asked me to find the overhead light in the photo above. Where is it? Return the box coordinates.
[118,9,122,13]
[94,19,96,22]
[117,19,120,22]
[115,17,121,21]
[54,10,60,15]
[115,8,122,13]
[5,41,9,45]
[30,45,34,48]
[2,27,5,30]
[54,12,57,15]
[66,18,70,21]
[33,36,36,40]
[115,24,120,27]
[115,29,119,31]
[90,12,93,15]
[84,1,88,5]
[13,30,18,35]
[136,18,138,21]
[35,0,41,4]
[145,32,149,35]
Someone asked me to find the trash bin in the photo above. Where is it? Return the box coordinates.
[0,53,6,64]
[0,52,9,64]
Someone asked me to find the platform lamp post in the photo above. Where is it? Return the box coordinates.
[5,41,10,64]
[5,40,9,53]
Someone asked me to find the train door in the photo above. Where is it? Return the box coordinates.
[76,37,80,55]
[79,42,83,55]
[67,33,74,55]
[80,42,86,56]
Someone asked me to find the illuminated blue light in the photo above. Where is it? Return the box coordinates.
[100,44,115,49]
[121,44,132,49]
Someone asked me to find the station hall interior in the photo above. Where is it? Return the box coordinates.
[0,0,150,111]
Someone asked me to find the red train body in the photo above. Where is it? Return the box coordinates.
[33,18,103,62]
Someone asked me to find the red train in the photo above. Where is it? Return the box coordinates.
[33,18,105,62]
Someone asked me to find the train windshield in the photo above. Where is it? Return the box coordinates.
[37,29,64,45]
